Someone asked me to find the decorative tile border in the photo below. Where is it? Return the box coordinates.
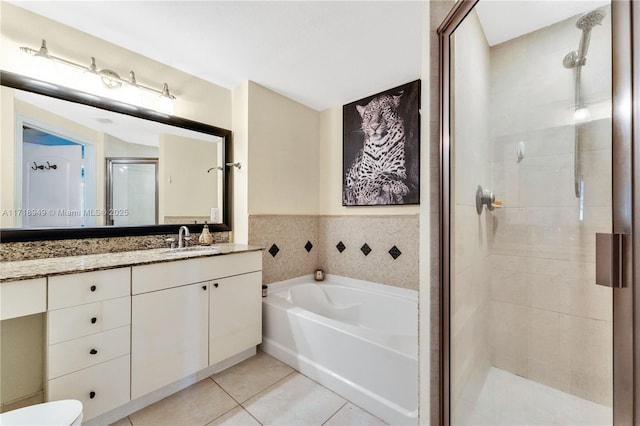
[249,214,418,290]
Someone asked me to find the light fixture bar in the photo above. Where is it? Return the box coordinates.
[19,39,176,100]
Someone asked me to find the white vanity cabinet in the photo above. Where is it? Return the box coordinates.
[1,246,262,423]
[131,251,262,399]
[46,268,131,421]
[131,281,209,399]
[0,278,46,320]
[209,271,262,364]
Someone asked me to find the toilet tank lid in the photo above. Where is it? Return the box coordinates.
[0,400,82,425]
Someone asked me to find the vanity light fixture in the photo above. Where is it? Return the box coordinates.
[20,39,176,113]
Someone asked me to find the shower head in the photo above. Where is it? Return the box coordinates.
[576,9,606,31]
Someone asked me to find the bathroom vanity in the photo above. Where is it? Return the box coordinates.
[0,244,262,424]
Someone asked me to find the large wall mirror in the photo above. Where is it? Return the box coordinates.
[0,71,232,242]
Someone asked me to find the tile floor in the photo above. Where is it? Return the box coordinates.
[110,350,387,426]
[456,367,612,426]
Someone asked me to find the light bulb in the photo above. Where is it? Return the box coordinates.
[157,83,174,115]
[79,57,104,96]
[573,107,591,124]
[120,72,142,106]
[30,43,56,82]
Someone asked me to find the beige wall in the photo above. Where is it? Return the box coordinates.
[247,81,319,215]
[450,10,492,423]
[160,134,218,219]
[231,82,250,243]
[0,314,45,412]
[318,105,420,216]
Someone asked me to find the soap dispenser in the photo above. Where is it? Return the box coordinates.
[199,222,214,245]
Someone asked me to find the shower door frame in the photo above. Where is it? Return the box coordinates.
[437,1,635,425]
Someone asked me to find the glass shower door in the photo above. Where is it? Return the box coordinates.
[106,158,158,226]
[439,1,623,424]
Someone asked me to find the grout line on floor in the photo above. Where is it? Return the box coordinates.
[320,401,348,426]
[237,370,298,406]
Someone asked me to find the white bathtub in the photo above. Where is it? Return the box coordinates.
[262,275,418,425]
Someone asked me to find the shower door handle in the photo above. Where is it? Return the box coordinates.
[595,233,624,288]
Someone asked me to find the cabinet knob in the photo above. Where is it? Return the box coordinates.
[89,391,96,399]
[214,283,219,288]
[202,285,207,290]
[91,317,97,324]
[90,285,97,292]
[90,349,98,355]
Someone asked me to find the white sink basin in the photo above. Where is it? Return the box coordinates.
[163,246,219,255]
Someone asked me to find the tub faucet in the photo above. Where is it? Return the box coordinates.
[178,226,191,248]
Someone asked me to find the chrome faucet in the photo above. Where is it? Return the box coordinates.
[178,226,191,248]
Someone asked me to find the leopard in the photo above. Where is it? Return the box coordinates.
[344,92,409,205]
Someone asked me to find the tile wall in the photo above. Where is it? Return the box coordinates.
[450,9,492,422]
[488,7,612,406]
[248,215,418,291]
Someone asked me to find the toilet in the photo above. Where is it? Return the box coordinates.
[0,400,83,425]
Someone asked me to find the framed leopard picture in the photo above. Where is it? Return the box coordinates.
[343,80,420,206]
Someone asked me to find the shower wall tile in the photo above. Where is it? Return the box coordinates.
[568,316,613,406]
[489,5,612,406]
[581,118,611,152]
[489,208,526,257]
[490,301,529,378]
[318,215,419,291]
[248,215,319,285]
[582,149,613,207]
[453,205,493,273]
[450,9,493,422]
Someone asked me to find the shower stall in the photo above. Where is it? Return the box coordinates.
[438,1,634,425]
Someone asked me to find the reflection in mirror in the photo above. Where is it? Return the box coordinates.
[1,85,225,230]
[106,158,158,226]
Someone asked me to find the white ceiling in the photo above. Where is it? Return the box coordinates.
[8,1,423,111]
[476,0,610,46]
[8,1,610,111]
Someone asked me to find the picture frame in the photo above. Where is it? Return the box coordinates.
[342,80,420,206]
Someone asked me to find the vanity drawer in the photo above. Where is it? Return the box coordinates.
[48,296,131,345]
[0,278,46,320]
[132,257,213,294]
[48,325,130,380]
[47,355,130,421]
[48,268,130,310]
[132,251,262,294]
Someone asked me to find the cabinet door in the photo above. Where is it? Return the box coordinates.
[210,271,262,365]
[131,282,209,399]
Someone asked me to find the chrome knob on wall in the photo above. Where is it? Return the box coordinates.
[475,185,495,214]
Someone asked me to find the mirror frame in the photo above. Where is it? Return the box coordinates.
[0,70,233,242]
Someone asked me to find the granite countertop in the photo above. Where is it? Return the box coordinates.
[0,243,263,282]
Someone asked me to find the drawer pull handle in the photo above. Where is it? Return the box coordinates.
[91,317,97,324]
[202,285,207,290]
[90,285,97,292]
[90,349,98,355]
[214,283,219,288]
[89,391,96,399]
